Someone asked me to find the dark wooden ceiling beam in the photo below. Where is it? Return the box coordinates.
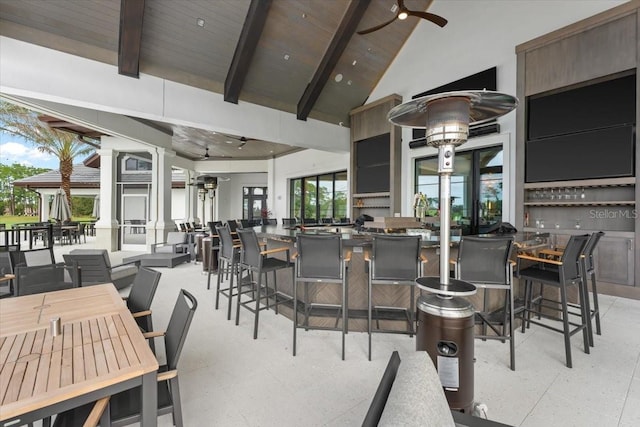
[118,0,145,78]
[224,0,273,104]
[297,0,371,121]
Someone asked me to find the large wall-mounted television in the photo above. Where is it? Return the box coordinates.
[525,125,635,182]
[411,67,497,142]
[525,72,636,182]
[355,133,390,193]
[527,73,636,140]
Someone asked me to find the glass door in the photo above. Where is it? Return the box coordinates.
[121,194,148,249]
[415,146,503,235]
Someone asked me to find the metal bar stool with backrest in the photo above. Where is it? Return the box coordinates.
[210,224,242,320]
[235,228,294,339]
[579,231,604,346]
[517,234,590,368]
[453,236,518,370]
[366,235,425,361]
[293,233,350,360]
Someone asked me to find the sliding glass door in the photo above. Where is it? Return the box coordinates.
[415,146,503,235]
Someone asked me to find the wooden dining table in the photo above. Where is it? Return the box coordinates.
[0,284,159,426]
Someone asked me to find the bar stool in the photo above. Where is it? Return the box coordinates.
[235,228,294,339]
[211,224,241,320]
[517,234,590,368]
[293,233,350,360]
[366,235,425,361]
[453,236,518,370]
[579,231,604,346]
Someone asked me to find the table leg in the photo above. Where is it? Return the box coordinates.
[140,371,157,426]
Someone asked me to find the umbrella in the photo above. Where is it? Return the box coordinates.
[50,188,71,223]
[92,195,100,219]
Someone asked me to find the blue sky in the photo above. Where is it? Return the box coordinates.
[0,130,59,170]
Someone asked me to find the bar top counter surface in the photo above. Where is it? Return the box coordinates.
[253,224,549,250]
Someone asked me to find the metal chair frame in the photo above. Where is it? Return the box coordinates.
[366,235,424,361]
[293,233,350,360]
[517,234,590,368]
[453,236,518,370]
[235,228,294,339]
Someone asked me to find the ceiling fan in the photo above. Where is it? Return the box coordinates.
[357,0,448,35]
[221,133,258,148]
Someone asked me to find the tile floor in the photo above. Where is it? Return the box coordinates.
[44,242,640,427]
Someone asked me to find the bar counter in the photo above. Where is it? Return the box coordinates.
[251,225,550,333]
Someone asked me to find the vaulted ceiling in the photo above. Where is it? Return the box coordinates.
[0,0,442,160]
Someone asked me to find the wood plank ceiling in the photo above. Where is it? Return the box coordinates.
[0,0,438,160]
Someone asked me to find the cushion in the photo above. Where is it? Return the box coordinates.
[166,232,187,245]
[378,351,455,427]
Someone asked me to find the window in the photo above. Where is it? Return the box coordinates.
[415,146,503,235]
[243,187,267,222]
[123,156,152,172]
[290,171,347,222]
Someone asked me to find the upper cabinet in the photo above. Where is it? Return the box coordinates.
[349,94,402,220]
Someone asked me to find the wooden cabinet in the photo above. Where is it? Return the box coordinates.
[515,2,639,296]
[595,236,635,287]
[349,94,402,220]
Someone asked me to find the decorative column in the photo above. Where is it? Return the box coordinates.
[95,147,119,251]
[146,147,176,249]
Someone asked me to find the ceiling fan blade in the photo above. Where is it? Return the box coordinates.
[407,10,448,27]
[357,15,398,35]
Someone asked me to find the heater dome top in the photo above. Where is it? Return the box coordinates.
[387,90,518,129]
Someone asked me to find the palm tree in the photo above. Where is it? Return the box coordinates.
[0,100,94,211]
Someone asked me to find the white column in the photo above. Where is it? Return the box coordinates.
[95,147,119,251]
[146,147,175,249]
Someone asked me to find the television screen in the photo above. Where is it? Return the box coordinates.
[528,73,636,140]
[355,133,390,193]
[525,125,635,182]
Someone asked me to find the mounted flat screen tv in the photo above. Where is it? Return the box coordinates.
[528,73,636,140]
[525,72,636,182]
[355,133,390,193]
[411,67,497,142]
[525,125,635,182]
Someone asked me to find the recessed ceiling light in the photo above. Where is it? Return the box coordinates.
[347,80,352,85]
[302,13,306,18]
[334,73,343,83]
[398,11,408,20]
[196,18,205,27]
[284,54,290,60]
[352,60,357,66]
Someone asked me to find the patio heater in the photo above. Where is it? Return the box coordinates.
[204,177,218,223]
[388,90,517,413]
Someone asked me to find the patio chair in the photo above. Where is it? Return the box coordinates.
[151,231,190,255]
[14,262,82,296]
[53,289,198,427]
[124,267,162,333]
[63,249,139,290]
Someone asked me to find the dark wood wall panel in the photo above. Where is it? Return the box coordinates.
[524,13,636,96]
